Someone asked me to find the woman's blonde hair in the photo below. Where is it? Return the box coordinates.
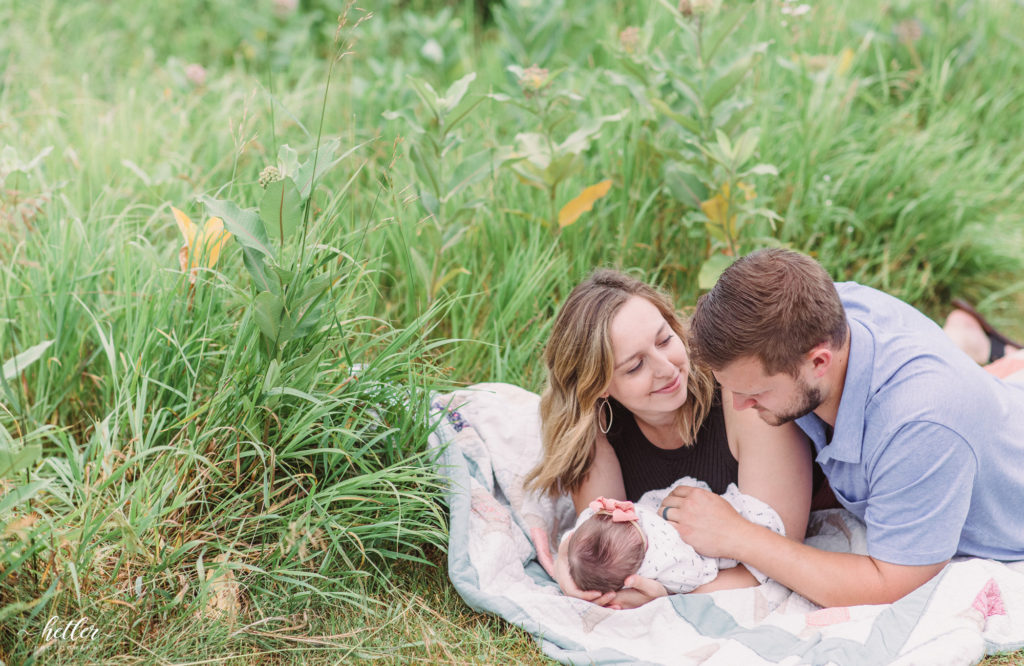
[525,269,715,497]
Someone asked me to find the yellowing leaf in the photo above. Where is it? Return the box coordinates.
[700,192,729,226]
[837,47,854,76]
[700,181,752,238]
[200,553,240,625]
[171,206,232,281]
[558,179,613,228]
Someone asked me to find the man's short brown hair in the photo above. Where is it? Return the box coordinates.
[691,248,848,376]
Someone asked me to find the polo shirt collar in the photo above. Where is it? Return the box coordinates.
[815,317,873,465]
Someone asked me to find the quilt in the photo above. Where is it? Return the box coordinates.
[428,383,1024,665]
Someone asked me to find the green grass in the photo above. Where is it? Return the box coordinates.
[2,0,1023,663]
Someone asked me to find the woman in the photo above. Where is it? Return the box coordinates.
[525,269,814,606]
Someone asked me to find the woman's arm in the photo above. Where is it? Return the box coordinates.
[690,564,758,593]
[533,434,628,602]
[569,433,627,514]
[722,391,813,542]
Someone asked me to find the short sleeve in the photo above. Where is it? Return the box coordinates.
[859,421,977,565]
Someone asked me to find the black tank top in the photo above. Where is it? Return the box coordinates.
[606,392,737,501]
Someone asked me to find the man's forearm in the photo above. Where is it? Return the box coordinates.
[731,522,944,607]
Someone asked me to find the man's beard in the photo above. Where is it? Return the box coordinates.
[758,378,822,426]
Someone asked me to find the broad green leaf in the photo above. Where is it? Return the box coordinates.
[270,265,295,287]
[669,78,704,116]
[699,135,732,168]
[0,479,49,512]
[705,50,763,113]
[715,129,734,160]
[732,128,760,169]
[262,359,281,395]
[419,188,440,217]
[440,72,476,112]
[511,167,547,190]
[2,340,54,382]
[714,98,753,135]
[277,144,300,178]
[544,153,584,189]
[743,163,779,177]
[558,179,613,227]
[293,275,333,335]
[559,111,628,155]
[407,76,441,119]
[444,96,487,136]
[704,7,752,63]
[253,291,284,342]
[410,146,442,202]
[514,133,552,169]
[381,108,425,135]
[294,137,349,200]
[241,248,273,294]
[0,443,41,477]
[439,131,461,159]
[259,178,303,247]
[200,196,273,258]
[292,301,325,338]
[663,163,708,207]
[649,98,701,135]
[699,253,736,290]
[443,149,501,202]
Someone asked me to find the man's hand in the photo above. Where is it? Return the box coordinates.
[659,484,749,558]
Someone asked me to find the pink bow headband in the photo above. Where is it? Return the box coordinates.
[589,497,647,548]
[589,497,639,522]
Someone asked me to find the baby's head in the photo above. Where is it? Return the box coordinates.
[567,498,648,593]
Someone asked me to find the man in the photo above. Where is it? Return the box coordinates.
[660,248,1024,607]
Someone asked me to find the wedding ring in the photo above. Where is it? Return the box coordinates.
[662,506,670,521]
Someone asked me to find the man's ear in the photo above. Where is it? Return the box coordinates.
[807,344,832,377]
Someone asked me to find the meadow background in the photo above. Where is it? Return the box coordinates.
[2,0,1023,663]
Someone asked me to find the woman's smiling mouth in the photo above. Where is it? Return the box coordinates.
[653,374,682,394]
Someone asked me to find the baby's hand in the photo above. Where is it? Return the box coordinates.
[606,574,668,610]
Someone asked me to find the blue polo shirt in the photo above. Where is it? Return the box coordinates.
[796,283,1024,565]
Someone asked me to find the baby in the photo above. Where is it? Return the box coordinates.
[563,477,785,594]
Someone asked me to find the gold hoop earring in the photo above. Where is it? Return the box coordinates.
[597,398,613,434]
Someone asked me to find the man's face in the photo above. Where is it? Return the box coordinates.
[713,356,822,426]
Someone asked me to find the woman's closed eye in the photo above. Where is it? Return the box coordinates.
[625,336,674,374]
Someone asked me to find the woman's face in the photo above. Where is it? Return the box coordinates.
[602,296,690,418]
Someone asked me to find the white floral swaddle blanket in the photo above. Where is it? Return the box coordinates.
[565,477,785,592]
